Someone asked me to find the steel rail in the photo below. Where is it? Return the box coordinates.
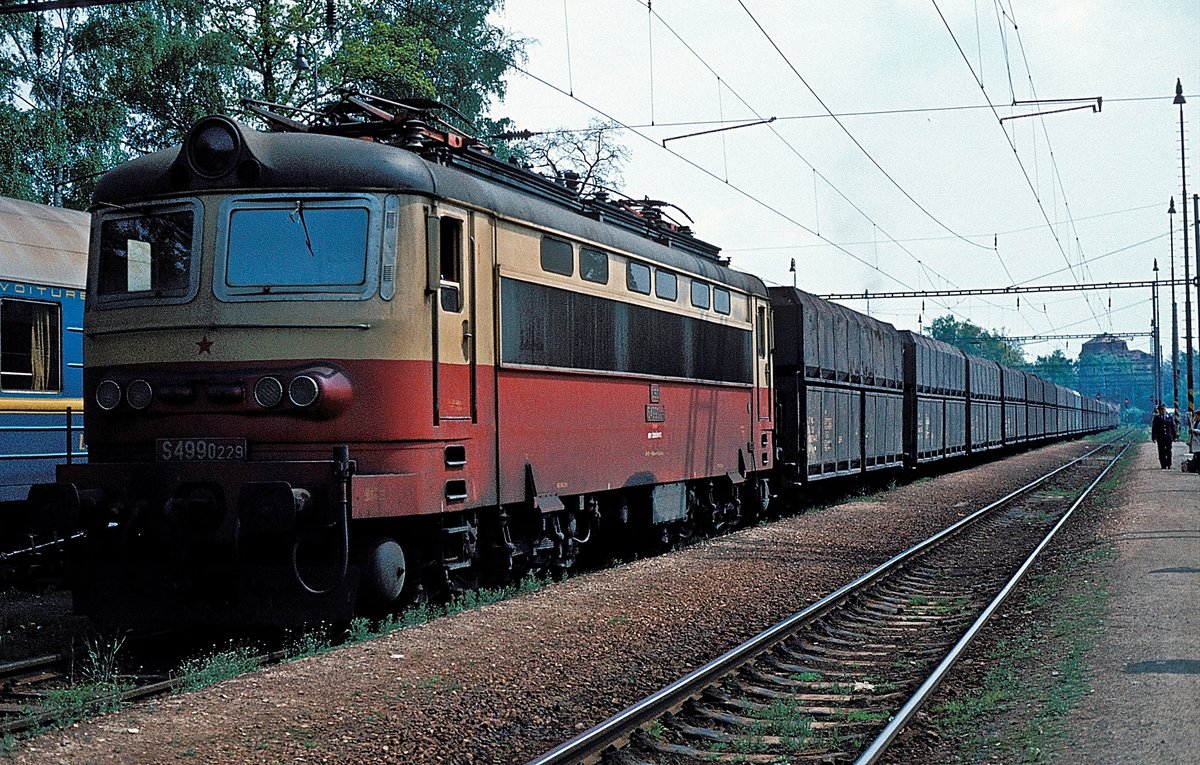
[0,532,85,561]
[524,434,1128,765]
[0,648,290,736]
[0,654,63,680]
[854,438,1131,764]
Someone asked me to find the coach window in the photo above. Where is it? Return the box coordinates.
[713,287,731,315]
[580,247,609,284]
[440,217,463,312]
[0,300,61,392]
[627,261,651,294]
[655,269,678,301]
[540,237,573,276]
[691,280,710,309]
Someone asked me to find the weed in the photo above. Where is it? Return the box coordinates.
[43,683,128,728]
[750,699,814,739]
[415,675,461,692]
[927,516,1121,761]
[82,633,126,685]
[844,709,889,723]
[731,733,766,754]
[288,626,332,658]
[346,617,373,644]
[177,646,261,692]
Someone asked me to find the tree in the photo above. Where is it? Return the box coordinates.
[927,315,1025,367]
[0,0,528,206]
[510,119,631,193]
[1028,349,1076,388]
[0,8,128,207]
[81,0,242,152]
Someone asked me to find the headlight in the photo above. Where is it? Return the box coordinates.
[95,380,122,411]
[288,375,320,407]
[254,376,284,408]
[186,118,241,178]
[126,379,154,410]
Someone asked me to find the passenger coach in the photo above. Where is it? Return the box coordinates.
[0,198,88,540]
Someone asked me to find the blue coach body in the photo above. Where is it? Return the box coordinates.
[0,198,89,508]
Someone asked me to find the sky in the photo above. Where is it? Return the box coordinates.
[486,0,1200,363]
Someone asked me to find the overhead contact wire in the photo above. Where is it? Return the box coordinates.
[633,0,994,323]
[734,0,994,253]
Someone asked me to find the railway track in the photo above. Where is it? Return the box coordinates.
[0,635,288,736]
[527,434,1132,765]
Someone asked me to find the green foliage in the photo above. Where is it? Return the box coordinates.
[83,633,126,686]
[330,19,436,100]
[346,616,373,643]
[176,646,261,691]
[1029,348,1077,388]
[928,315,1026,366]
[42,683,128,728]
[0,0,526,205]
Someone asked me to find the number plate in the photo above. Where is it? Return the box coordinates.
[157,437,247,462]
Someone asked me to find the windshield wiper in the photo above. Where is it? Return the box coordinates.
[290,200,317,257]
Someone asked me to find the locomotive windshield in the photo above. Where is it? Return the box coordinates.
[96,204,198,301]
[216,195,380,300]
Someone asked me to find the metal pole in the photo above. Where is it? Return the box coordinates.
[1153,259,1162,406]
[1170,198,1180,415]
[1194,192,1200,447]
[1176,79,1193,418]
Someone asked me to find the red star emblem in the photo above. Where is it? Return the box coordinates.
[196,334,214,355]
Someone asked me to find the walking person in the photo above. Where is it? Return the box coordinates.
[1151,404,1178,469]
[1188,411,1200,473]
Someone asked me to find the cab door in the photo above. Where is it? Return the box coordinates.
[752,296,774,470]
[429,206,476,423]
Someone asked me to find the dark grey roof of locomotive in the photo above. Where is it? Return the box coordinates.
[95,122,768,298]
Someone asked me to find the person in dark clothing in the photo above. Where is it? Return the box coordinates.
[1151,404,1177,469]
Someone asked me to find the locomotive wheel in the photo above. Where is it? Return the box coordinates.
[362,537,407,605]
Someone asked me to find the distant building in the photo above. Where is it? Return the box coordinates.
[1076,334,1154,416]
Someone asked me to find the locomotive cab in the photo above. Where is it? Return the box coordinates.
[38,104,774,626]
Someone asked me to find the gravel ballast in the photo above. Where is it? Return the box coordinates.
[13,441,1102,765]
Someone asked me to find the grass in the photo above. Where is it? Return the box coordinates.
[923,444,1134,762]
[153,571,548,706]
[176,645,262,692]
[747,698,815,739]
[33,633,136,729]
[930,565,1112,762]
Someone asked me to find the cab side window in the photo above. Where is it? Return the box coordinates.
[440,218,463,312]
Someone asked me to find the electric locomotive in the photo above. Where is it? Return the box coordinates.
[0,197,89,548]
[35,94,774,625]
